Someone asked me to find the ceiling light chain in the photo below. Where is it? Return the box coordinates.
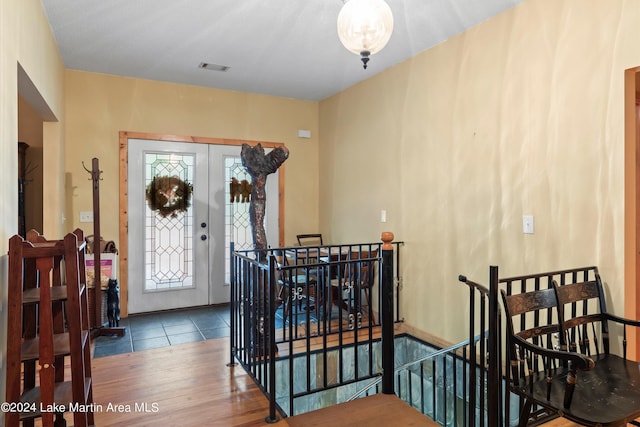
[337,0,394,69]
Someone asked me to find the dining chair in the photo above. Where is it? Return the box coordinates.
[296,233,323,246]
[330,249,378,328]
[274,250,317,325]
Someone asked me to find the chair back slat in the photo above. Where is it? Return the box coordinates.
[501,288,560,348]
[501,286,562,397]
[553,280,609,356]
[296,233,323,246]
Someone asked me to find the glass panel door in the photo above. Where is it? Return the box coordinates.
[127,139,280,312]
[208,146,279,302]
[127,139,209,313]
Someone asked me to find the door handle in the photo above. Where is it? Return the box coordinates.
[201,235,207,241]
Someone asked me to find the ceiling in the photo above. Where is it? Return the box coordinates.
[40,0,525,101]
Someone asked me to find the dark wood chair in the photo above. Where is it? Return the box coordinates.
[293,235,324,284]
[330,249,378,328]
[296,233,323,246]
[274,250,317,325]
[500,268,640,427]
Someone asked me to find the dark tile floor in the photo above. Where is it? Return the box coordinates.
[93,304,230,358]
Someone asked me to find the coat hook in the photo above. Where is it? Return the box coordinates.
[82,160,103,181]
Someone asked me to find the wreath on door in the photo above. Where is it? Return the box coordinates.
[145,175,193,218]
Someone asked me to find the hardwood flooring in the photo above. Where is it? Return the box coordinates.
[283,393,438,427]
[92,336,436,427]
[17,306,617,426]
[92,338,271,427]
[541,421,582,427]
[90,336,446,427]
[18,328,592,427]
[89,336,591,427]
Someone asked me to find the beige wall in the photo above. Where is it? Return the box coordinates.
[1,0,65,412]
[64,70,320,256]
[320,0,640,343]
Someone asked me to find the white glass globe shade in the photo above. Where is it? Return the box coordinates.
[337,0,394,56]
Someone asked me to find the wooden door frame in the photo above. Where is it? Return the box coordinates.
[624,68,640,359]
[118,131,286,317]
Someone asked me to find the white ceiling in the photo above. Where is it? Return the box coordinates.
[40,0,525,101]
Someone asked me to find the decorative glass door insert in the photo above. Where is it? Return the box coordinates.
[224,156,252,285]
[144,152,194,291]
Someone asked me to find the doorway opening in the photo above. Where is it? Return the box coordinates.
[119,131,285,316]
[17,64,52,239]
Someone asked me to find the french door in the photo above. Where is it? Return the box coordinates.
[127,138,279,314]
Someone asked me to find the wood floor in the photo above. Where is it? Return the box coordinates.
[283,393,438,427]
[92,338,271,427]
[17,306,617,426]
[88,336,591,427]
[89,336,446,427]
[91,337,436,427]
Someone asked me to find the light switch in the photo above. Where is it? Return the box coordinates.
[380,210,387,223]
[523,215,534,234]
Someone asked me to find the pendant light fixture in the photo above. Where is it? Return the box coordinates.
[337,0,394,69]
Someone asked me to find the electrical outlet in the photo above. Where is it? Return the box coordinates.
[80,211,94,223]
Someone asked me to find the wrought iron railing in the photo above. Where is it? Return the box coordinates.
[229,235,402,421]
[348,333,486,426]
[345,272,499,427]
[230,240,538,425]
[458,273,502,427]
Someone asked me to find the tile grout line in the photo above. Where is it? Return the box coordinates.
[191,318,208,341]
[96,306,230,355]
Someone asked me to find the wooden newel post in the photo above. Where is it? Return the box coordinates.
[381,231,395,394]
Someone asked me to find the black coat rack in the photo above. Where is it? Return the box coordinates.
[83,157,125,337]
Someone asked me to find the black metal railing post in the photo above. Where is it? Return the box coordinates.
[381,232,395,394]
[266,254,279,423]
[467,276,477,426]
[394,242,403,323]
[488,265,500,427]
[459,273,494,426]
[228,242,237,367]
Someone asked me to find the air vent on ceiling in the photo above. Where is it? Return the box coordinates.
[198,62,230,72]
